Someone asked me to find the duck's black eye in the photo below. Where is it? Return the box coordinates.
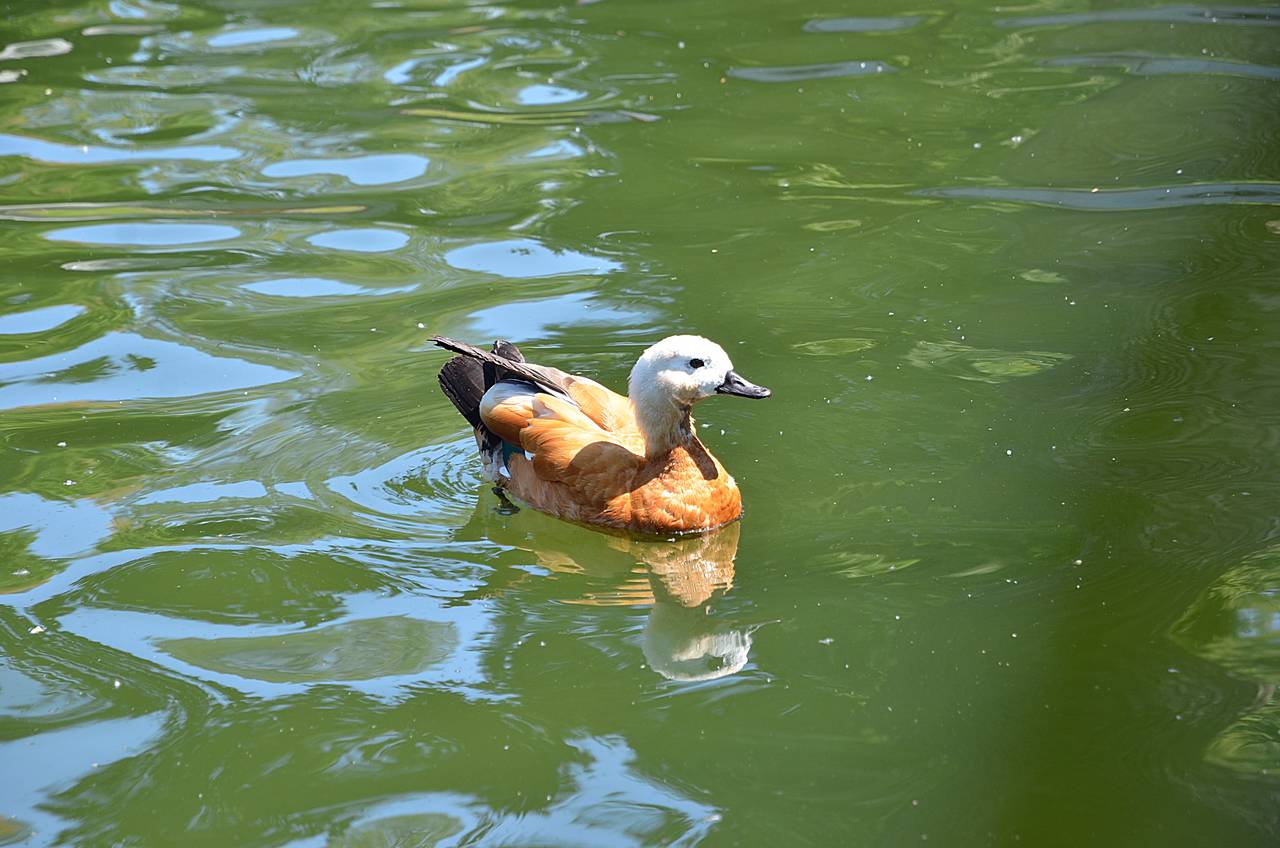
[689,358,705,369]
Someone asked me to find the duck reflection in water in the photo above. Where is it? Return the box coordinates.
[453,502,756,682]
[632,523,752,682]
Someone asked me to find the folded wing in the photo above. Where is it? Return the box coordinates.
[482,385,641,490]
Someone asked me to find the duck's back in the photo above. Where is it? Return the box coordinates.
[562,376,639,441]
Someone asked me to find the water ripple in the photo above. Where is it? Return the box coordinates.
[804,17,925,33]
[0,202,368,222]
[241,277,412,299]
[0,38,73,61]
[0,714,165,846]
[321,439,483,531]
[56,590,494,699]
[998,6,1280,29]
[907,341,1073,383]
[1045,53,1280,80]
[466,292,653,340]
[0,332,297,410]
[918,182,1280,210]
[727,60,895,82]
[446,238,622,277]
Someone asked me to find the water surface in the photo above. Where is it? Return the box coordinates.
[2,1,1279,845]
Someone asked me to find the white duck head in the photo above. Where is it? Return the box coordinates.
[628,335,770,454]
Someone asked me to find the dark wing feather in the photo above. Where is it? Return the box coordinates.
[432,336,573,399]
[492,339,524,362]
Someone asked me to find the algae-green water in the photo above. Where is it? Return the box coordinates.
[1,1,1279,845]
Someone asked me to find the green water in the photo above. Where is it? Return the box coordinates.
[2,0,1279,844]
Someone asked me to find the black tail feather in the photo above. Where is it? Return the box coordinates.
[436,339,526,432]
[431,335,569,398]
[438,355,485,429]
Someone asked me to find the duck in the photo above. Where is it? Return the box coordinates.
[432,334,770,534]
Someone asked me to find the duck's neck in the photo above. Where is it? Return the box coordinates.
[630,385,695,459]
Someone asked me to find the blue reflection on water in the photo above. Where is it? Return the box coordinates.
[316,735,721,847]
[517,83,586,105]
[0,492,114,559]
[0,304,85,334]
[0,715,166,847]
[263,154,428,186]
[45,223,240,246]
[0,132,239,163]
[0,332,297,409]
[467,292,651,340]
[136,480,269,505]
[307,228,409,252]
[243,277,366,297]
[208,27,299,48]
[446,239,621,278]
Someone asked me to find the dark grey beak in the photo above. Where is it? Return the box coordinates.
[716,370,772,399]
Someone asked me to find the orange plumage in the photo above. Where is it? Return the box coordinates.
[434,335,770,534]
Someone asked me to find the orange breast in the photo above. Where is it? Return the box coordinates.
[504,438,743,534]
[623,442,743,534]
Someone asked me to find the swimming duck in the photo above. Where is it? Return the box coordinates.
[433,334,770,534]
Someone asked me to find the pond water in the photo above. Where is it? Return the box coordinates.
[1,1,1278,845]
